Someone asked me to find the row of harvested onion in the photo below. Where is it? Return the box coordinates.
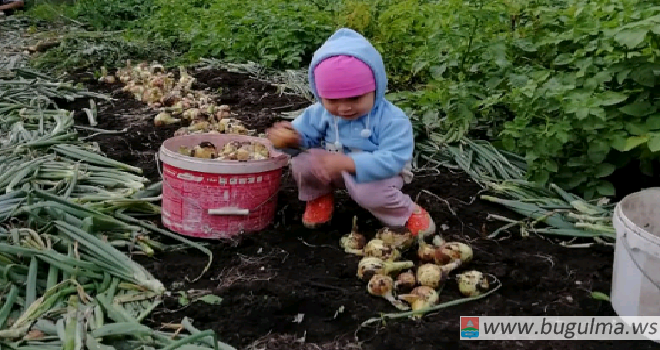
[99,60,260,137]
[340,216,489,318]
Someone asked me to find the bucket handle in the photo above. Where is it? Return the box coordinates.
[208,207,250,216]
[622,230,660,292]
[154,152,286,215]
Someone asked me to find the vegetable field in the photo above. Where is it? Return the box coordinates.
[1,0,659,349]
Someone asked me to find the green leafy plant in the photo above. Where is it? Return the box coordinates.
[25,0,660,199]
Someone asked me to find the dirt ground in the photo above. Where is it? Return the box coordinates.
[63,67,660,350]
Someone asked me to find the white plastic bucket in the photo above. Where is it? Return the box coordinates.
[612,188,660,320]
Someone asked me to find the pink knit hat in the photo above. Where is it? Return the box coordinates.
[313,56,376,99]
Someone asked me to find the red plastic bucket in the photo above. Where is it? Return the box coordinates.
[158,134,289,239]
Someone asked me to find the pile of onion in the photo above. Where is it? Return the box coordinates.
[347,216,489,316]
[102,60,261,137]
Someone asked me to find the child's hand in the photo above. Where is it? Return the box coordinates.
[311,153,356,184]
[266,121,301,149]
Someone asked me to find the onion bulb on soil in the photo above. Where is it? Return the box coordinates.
[367,274,410,310]
[394,270,416,294]
[375,227,414,251]
[340,216,366,255]
[357,257,414,282]
[188,120,210,131]
[418,241,451,265]
[416,260,462,289]
[154,112,181,127]
[444,241,473,263]
[397,286,439,320]
[113,60,263,137]
[364,239,400,261]
[456,270,490,297]
[418,240,473,266]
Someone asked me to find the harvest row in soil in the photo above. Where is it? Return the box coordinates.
[62,68,652,350]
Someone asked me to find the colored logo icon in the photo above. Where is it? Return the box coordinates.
[461,317,479,338]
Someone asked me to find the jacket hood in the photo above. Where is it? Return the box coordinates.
[308,28,387,104]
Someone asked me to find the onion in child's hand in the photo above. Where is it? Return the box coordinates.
[269,126,298,149]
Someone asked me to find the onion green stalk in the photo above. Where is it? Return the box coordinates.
[52,144,143,174]
[52,221,165,294]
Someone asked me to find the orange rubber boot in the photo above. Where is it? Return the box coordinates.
[406,204,435,238]
[302,193,334,228]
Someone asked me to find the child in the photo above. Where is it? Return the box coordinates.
[267,28,435,238]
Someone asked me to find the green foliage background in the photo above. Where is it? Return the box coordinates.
[26,0,660,199]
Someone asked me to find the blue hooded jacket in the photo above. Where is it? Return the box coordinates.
[291,28,414,184]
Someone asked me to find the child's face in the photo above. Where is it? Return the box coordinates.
[321,91,375,120]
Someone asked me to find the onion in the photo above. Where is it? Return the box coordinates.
[154,112,181,127]
[173,101,184,114]
[207,104,216,116]
[375,227,414,251]
[174,127,190,136]
[416,260,461,289]
[357,257,414,282]
[418,240,473,265]
[364,239,400,261]
[443,242,473,263]
[456,270,489,297]
[367,274,410,310]
[182,108,200,120]
[190,142,217,159]
[397,286,439,319]
[418,241,452,265]
[229,125,248,135]
[253,142,269,158]
[340,216,366,255]
[150,76,164,88]
[178,145,191,157]
[188,121,209,131]
[394,270,416,294]
[236,148,250,161]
